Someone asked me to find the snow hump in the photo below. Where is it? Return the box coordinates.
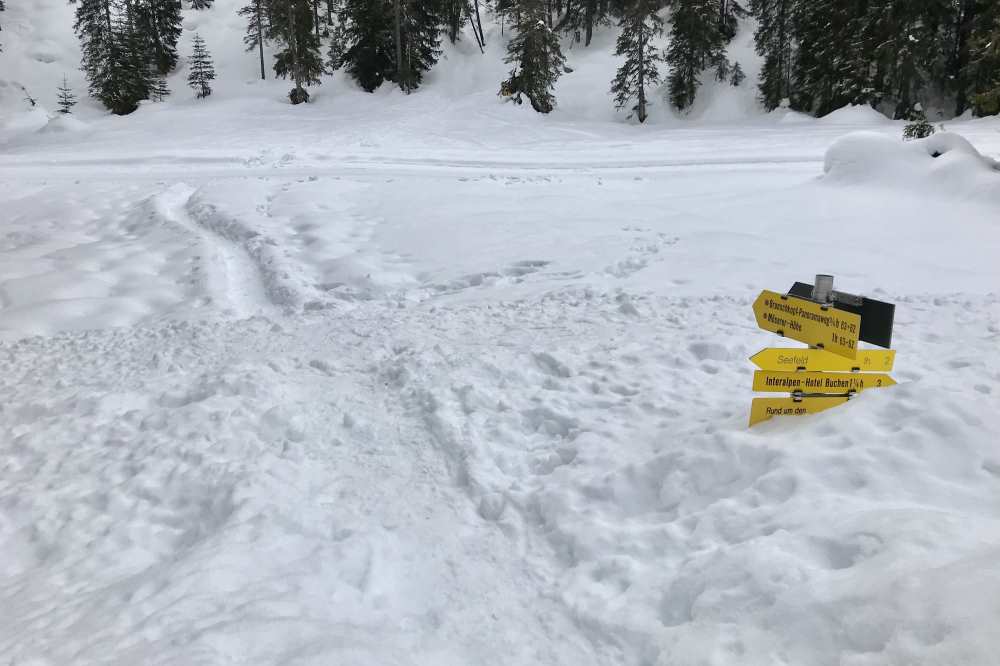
[823,131,1000,206]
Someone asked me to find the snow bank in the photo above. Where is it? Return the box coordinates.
[36,114,90,134]
[823,131,1000,205]
[818,104,892,125]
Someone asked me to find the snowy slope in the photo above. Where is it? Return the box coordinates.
[3,2,1000,666]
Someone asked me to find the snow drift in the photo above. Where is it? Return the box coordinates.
[823,131,1000,205]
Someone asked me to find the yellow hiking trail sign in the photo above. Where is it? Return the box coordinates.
[750,348,895,372]
[752,370,896,394]
[749,396,851,427]
[752,290,861,359]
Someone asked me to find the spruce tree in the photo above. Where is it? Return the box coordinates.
[137,0,184,75]
[272,0,325,103]
[665,0,726,111]
[239,0,271,80]
[341,0,396,92]
[611,0,665,123]
[749,0,794,111]
[191,0,214,7]
[965,2,1000,116]
[500,0,567,113]
[327,4,348,70]
[75,0,118,110]
[57,75,78,113]
[394,0,444,92]
[149,75,170,100]
[101,16,155,114]
[188,33,217,97]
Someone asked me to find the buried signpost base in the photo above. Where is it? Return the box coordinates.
[749,275,897,427]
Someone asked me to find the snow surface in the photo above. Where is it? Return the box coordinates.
[3,1,1000,665]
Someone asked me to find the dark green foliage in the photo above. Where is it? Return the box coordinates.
[441,0,469,43]
[729,60,744,86]
[57,75,78,113]
[188,33,216,98]
[394,0,444,92]
[103,17,155,114]
[749,0,794,110]
[191,0,214,7]
[967,2,1000,116]
[665,0,727,111]
[341,0,396,91]
[903,105,936,139]
[272,0,325,103]
[327,3,348,70]
[239,0,270,80]
[610,0,665,123]
[149,76,170,101]
[137,0,184,75]
[500,0,567,113]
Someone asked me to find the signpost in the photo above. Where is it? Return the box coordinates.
[749,275,897,427]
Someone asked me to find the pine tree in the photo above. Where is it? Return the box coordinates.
[749,0,794,111]
[57,75,78,113]
[902,103,935,139]
[394,0,444,92]
[341,0,396,92]
[665,0,727,111]
[272,0,325,103]
[101,16,155,114]
[191,0,214,7]
[137,0,184,75]
[610,0,665,123]
[500,0,567,113]
[327,3,348,70]
[188,33,217,97]
[239,0,270,80]
[965,1,1000,116]
[149,75,170,100]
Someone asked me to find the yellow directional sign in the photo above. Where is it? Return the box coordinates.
[750,396,850,427]
[752,370,896,394]
[753,290,861,359]
[750,348,895,372]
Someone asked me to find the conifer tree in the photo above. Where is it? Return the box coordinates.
[327,5,348,70]
[188,33,217,97]
[611,0,665,123]
[749,0,794,111]
[102,16,155,114]
[272,0,324,103]
[394,0,444,92]
[149,75,170,100]
[57,75,78,113]
[0,0,6,53]
[137,0,184,75]
[191,0,214,8]
[965,2,1000,116]
[239,0,271,80]
[341,0,396,92]
[665,0,726,111]
[500,0,567,113]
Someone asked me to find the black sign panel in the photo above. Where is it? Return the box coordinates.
[788,282,895,349]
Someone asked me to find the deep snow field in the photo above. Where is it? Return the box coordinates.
[3,1,1000,665]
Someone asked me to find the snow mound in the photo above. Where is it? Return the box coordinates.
[37,114,90,134]
[823,131,1000,205]
[818,104,892,125]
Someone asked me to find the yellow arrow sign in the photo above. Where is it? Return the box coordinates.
[750,348,895,372]
[752,370,896,394]
[753,290,861,359]
[750,396,850,427]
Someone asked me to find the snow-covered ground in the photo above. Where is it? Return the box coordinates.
[3,1,1000,665]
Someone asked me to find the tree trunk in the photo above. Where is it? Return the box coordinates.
[394,0,403,88]
[289,2,301,92]
[473,0,485,47]
[257,0,266,79]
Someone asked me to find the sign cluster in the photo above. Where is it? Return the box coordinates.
[749,279,897,427]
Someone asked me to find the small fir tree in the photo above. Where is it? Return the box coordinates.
[499,0,567,114]
[57,75,78,113]
[902,104,936,140]
[188,33,216,98]
[150,76,170,101]
[393,0,444,92]
[610,0,666,123]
